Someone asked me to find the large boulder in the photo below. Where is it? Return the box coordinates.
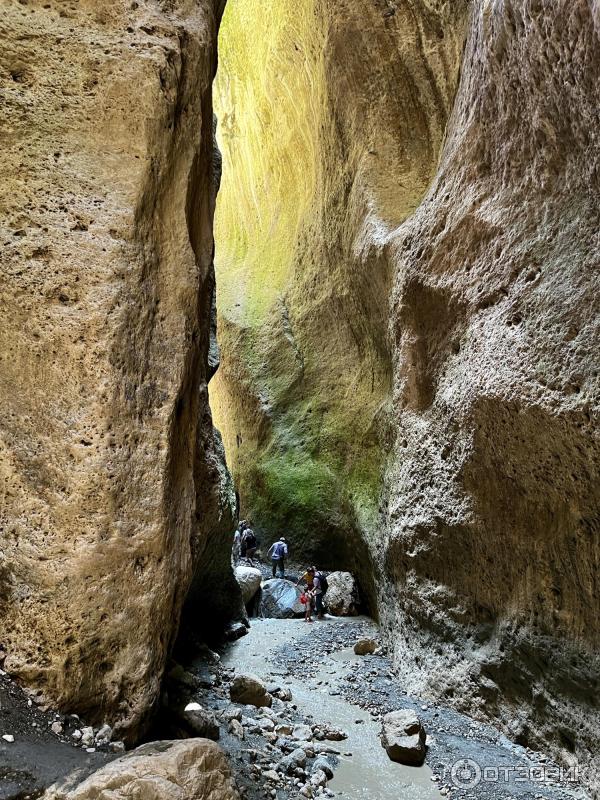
[259,579,304,618]
[381,710,426,766]
[325,572,360,616]
[234,566,263,605]
[229,675,272,708]
[43,739,239,800]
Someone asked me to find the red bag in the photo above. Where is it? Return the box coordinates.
[300,593,307,605]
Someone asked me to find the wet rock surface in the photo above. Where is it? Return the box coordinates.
[259,579,305,619]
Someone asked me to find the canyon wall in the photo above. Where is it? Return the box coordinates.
[0,0,238,740]
[213,0,600,787]
[211,0,470,585]
[381,0,600,784]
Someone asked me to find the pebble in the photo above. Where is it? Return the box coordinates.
[81,726,95,747]
[229,719,245,739]
[51,721,63,735]
[2,734,14,743]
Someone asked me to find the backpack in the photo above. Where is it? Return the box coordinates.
[244,530,257,548]
[273,541,286,559]
[316,571,328,594]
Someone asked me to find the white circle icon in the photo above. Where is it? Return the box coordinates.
[451,758,482,789]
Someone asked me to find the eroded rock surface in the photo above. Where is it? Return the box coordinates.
[0,0,238,740]
[326,571,360,617]
[210,0,470,590]
[380,0,600,787]
[381,710,426,767]
[43,739,239,800]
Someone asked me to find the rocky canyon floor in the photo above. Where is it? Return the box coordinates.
[212,617,590,800]
[0,614,592,800]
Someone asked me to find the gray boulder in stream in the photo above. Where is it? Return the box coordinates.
[381,710,426,766]
[259,579,304,618]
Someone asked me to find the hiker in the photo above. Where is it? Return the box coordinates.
[297,567,317,620]
[242,526,257,561]
[233,519,249,564]
[297,566,315,591]
[301,584,314,623]
[268,537,288,578]
[238,520,249,558]
[312,567,329,620]
[232,525,242,565]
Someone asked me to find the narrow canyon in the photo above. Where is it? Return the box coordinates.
[0,1,598,799]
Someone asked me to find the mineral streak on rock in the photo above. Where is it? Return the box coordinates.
[0,0,238,740]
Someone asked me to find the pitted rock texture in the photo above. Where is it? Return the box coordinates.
[0,0,237,740]
[210,0,469,588]
[380,0,600,789]
[43,739,240,800]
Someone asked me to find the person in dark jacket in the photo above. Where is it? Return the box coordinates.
[312,567,326,619]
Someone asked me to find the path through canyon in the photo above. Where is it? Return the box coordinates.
[195,614,588,800]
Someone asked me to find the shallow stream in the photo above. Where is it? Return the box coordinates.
[222,617,443,800]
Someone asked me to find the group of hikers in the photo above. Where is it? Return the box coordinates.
[233,522,289,577]
[296,565,328,622]
[232,522,329,621]
[232,519,258,563]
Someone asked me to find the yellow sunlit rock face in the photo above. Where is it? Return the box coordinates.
[0,0,239,741]
[211,0,468,587]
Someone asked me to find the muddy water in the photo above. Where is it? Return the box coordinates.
[222,618,443,800]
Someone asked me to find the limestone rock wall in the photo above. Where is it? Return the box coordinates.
[0,0,236,740]
[381,0,600,785]
[213,0,600,788]
[211,0,469,581]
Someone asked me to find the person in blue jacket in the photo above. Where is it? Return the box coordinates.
[268,537,288,578]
